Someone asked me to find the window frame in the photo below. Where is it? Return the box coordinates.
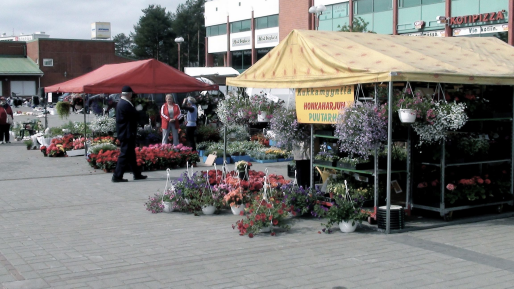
[42,59,53,67]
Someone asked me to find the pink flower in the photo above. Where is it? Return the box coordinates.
[446,183,456,191]
[485,179,491,185]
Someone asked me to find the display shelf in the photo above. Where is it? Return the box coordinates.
[314,164,407,175]
[421,159,511,167]
[313,134,338,139]
[467,117,512,122]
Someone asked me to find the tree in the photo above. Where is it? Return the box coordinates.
[113,33,133,58]
[339,17,374,33]
[131,5,175,64]
[172,0,206,67]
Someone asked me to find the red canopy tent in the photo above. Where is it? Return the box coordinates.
[45,59,218,94]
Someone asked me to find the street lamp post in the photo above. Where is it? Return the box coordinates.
[175,37,184,71]
[308,4,326,31]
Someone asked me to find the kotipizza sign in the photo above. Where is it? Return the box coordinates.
[449,10,505,26]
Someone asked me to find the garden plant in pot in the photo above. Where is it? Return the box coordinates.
[55,101,71,119]
[235,160,252,180]
[224,187,246,215]
[314,181,370,233]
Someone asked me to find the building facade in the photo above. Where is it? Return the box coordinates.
[0,32,50,42]
[0,38,131,97]
[204,0,513,71]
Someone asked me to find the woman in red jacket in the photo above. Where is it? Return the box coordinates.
[0,97,14,144]
[160,94,181,145]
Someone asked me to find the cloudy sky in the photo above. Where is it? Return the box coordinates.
[0,0,184,39]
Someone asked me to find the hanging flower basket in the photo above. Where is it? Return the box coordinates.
[398,109,417,123]
[258,112,269,122]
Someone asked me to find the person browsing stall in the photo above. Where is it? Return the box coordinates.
[160,94,181,145]
[0,97,14,144]
[181,96,198,151]
[112,86,147,183]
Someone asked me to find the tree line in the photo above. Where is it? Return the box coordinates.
[114,0,205,69]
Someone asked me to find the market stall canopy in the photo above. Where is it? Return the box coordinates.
[45,59,218,94]
[184,67,239,85]
[227,29,514,88]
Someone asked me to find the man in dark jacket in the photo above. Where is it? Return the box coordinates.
[112,86,147,183]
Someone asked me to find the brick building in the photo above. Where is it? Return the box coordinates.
[0,38,132,97]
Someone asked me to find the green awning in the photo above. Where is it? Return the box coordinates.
[0,57,43,76]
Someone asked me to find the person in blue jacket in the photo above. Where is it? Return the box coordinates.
[112,86,147,183]
[181,96,198,151]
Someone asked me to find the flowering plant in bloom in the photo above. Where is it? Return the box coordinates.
[235,160,252,172]
[313,193,370,234]
[334,102,388,159]
[223,187,246,207]
[233,187,295,237]
[269,108,310,151]
[445,175,491,203]
[394,88,434,119]
[90,115,116,136]
[314,151,339,162]
[282,184,324,216]
[46,144,67,157]
[40,146,47,157]
[145,193,164,213]
[72,137,86,150]
[90,136,116,146]
[412,101,468,145]
[51,135,74,151]
[249,93,284,121]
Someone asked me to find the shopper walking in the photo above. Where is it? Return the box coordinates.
[181,96,198,151]
[112,86,147,183]
[160,94,181,145]
[0,97,14,144]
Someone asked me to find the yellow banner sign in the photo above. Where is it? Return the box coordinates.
[295,85,354,124]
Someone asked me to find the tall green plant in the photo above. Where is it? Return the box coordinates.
[55,102,71,119]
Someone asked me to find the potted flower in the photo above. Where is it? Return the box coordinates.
[145,193,165,213]
[161,188,177,213]
[282,184,324,216]
[314,151,339,167]
[394,88,432,123]
[269,108,310,151]
[314,182,370,233]
[55,101,71,119]
[411,100,468,145]
[223,187,246,215]
[235,160,252,180]
[24,139,33,150]
[233,190,295,238]
[334,102,388,160]
[40,145,47,157]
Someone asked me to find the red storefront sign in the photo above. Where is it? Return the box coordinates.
[449,10,505,26]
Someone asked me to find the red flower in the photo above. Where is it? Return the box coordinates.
[485,179,491,185]
[272,219,278,225]
[239,211,244,216]
[278,209,283,215]
[271,232,275,236]
[248,233,254,238]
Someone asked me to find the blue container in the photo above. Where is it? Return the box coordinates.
[231,155,252,162]
[202,156,231,165]
[277,158,293,162]
[254,159,277,163]
[269,140,276,146]
[198,150,205,157]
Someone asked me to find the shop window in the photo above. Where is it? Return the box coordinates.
[219,24,227,34]
[268,15,278,28]
[241,20,251,32]
[400,0,421,8]
[257,48,271,61]
[422,0,444,4]
[333,3,349,18]
[256,17,268,29]
[374,0,392,12]
[43,59,53,67]
[206,27,211,37]
[231,22,241,33]
[355,0,373,15]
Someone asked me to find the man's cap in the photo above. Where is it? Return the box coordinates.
[121,86,133,94]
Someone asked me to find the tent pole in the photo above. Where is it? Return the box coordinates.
[310,124,314,190]
[386,81,393,234]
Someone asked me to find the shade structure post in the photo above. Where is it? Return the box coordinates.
[310,124,314,190]
[386,80,393,234]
